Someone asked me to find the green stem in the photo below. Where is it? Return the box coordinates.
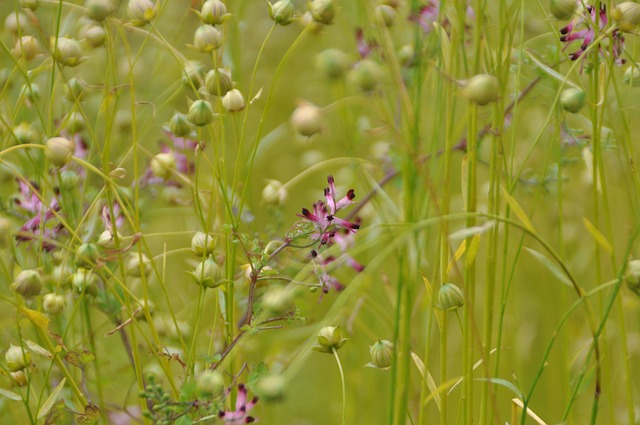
[332,347,347,425]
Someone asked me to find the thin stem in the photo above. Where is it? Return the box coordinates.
[332,347,347,425]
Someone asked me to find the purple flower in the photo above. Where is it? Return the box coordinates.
[14,179,62,251]
[218,384,258,424]
[409,1,439,33]
[101,201,124,233]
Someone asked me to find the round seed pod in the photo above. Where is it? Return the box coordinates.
[150,152,176,180]
[308,0,335,25]
[550,0,577,20]
[436,283,464,311]
[262,180,287,205]
[368,339,393,369]
[262,286,293,316]
[85,0,116,22]
[312,326,348,353]
[221,88,245,112]
[12,35,41,61]
[168,112,193,137]
[4,12,31,36]
[75,242,101,268]
[11,270,42,298]
[257,375,286,402]
[349,59,384,92]
[316,48,350,80]
[51,37,83,67]
[191,231,216,257]
[269,0,296,26]
[612,2,640,32]
[559,87,585,113]
[624,259,640,296]
[199,0,229,25]
[193,25,222,52]
[204,68,233,96]
[45,136,75,167]
[127,0,156,26]
[196,370,224,399]
[376,4,396,27]
[83,24,106,48]
[291,101,323,137]
[190,256,222,288]
[126,253,152,278]
[5,345,30,372]
[43,293,66,314]
[13,123,40,144]
[187,99,215,126]
[461,74,500,105]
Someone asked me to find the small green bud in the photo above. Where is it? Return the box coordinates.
[82,24,106,48]
[127,0,156,26]
[262,286,293,316]
[5,345,30,372]
[62,111,86,134]
[300,11,325,33]
[12,35,41,61]
[222,88,245,112]
[21,0,39,10]
[612,2,640,32]
[196,370,225,399]
[150,152,176,180]
[375,4,396,27]
[65,78,86,102]
[312,325,348,353]
[308,0,335,25]
[126,253,152,277]
[550,0,577,20]
[269,0,296,26]
[257,375,286,402]
[167,112,193,137]
[13,122,39,144]
[190,255,222,288]
[11,270,42,298]
[51,37,84,67]
[75,242,101,268]
[262,180,287,205]
[182,61,205,90]
[193,25,222,52]
[624,259,640,297]
[559,87,585,113]
[316,48,350,80]
[85,0,116,22]
[191,231,217,257]
[20,83,41,103]
[366,339,393,369]
[198,0,230,25]
[461,74,500,105]
[187,99,215,126]
[436,283,464,311]
[204,68,233,96]
[291,101,323,137]
[4,12,31,36]
[43,293,66,314]
[46,136,75,167]
[624,66,640,87]
[72,268,98,295]
[349,59,384,92]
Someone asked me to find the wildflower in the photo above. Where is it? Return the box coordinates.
[312,325,348,353]
[218,384,258,424]
[408,1,439,33]
[140,131,196,187]
[13,180,62,251]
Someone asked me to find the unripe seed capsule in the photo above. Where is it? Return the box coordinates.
[461,74,500,105]
[550,0,577,21]
[46,136,75,167]
[559,87,585,113]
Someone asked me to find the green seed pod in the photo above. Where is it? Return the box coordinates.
[559,87,585,113]
[71,267,98,295]
[269,0,296,26]
[191,231,217,257]
[4,12,31,36]
[168,112,193,137]
[43,293,66,314]
[193,25,222,52]
[291,101,323,137]
[198,0,230,25]
[349,59,384,92]
[126,253,152,278]
[308,0,335,25]
[312,325,348,353]
[222,88,245,112]
[550,0,577,20]
[262,179,287,205]
[85,0,116,22]
[75,242,101,268]
[300,11,325,33]
[187,99,215,126]
[375,4,396,27]
[65,78,86,102]
[257,375,286,402]
[262,286,293,316]
[612,2,640,32]
[150,152,176,180]
[13,122,40,145]
[21,0,39,10]
[49,265,72,289]
[316,48,350,80]
[624,66,640,87]
[182,61,205,90]
[20,83,41,103]
[196,370,224,399]
[436,283,464,311]
[190,255,222,288]
[461,74,500,105]
[46,136,75,167]
[12,35,41,61]
[127,0,156,26]
[204,68,233,96]
[398,44,415,68]
[624,259,640,296]
[367,339,394,369]
[11,270,42,298]
[5,345,30,372]
[51,37,83,67]
[83,24,106,48]
[62,111,86,134]
[10,370,27,387]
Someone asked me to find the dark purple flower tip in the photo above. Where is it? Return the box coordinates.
[301,208,311,217]
[346,189,355,200]
[327,175,334,184]
[352,223,361,230]
[245,417,255,423]
[311,250,318,258]
[218,411,225,418]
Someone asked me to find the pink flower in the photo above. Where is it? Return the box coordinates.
[14,179,62,251]
[218,384,258,424]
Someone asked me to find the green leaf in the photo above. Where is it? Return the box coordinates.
[80,350,96,365]
[44,400,66,425]
[410,352,441,411]
[475,377,523,399]
[23,339,52,358]
[524,247,572,287]
[501,187,535,234]
[582,217,613,254]
[0,388,22,401]
[19,307,50,333]
[37,378,66,419]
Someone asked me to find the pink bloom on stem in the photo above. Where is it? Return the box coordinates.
[218,384,258,424]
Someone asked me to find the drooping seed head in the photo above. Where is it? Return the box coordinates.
[188,99,215,126]
[612,2,640,32]
[5,345,31,372]
[204,68,233,96]
[291,101,323,137]
[367,339,394,369]
[316,48,350,80]
[51,36,84,67]
[43,293,66,314]
[45,136,75,167]
[436,283,464,311]
[198,0,230,25]
[191,231,217,257]
[222,88,245,112]
[11,270,42,298]
[193,25,222,52]
[12,35,40,61]
[269,0,296,26]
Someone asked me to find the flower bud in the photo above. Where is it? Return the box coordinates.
[549,0,577,20]
[262,179,287,205]
[436,283,464,311]
[625,259,640,296]
[624,66,640,87]
[20,83,41,103]
[10,370,28,387]
[300,11,325,32]
[126,253,152,277]
[349,59,384,92]
[461,74,500,105]
[21,0,39,10]
[43,293,66,314]
[612,2,640,32]
[367,339,393,369]
[51,37,83,67]
[127,0,156,26]
[308,0,335,25]
[62,111,86,134]
[11,270,42,298]
[257,375,286,402]
[49,264,72,288]
[5,345,30,372]
[4,12,31,36]
[182,61,205,90]
[71,268,98,295]
[196,370,224,399]
[559,87,585,113]
[167,112,193,137]
[316,48,350,80]
[398,44,415,68]
[193,25,222,52]
[222,89,245,112]
[191,231,217,257]
[86,0,116,22]
[187,99,215,126]
[204,68,233,96]
[75,242,101,268]
[12,36,40,61]
[375,4,396,27]
[97,230,117,248]
[65,78,86,102]
[291,101,323,137]
[150,152,176,180]
[312,325,348,353]
[13,122,39,144]
[262,286,293,316]
[190,256,222,288]
[198,0,230,25]
[83,24,106,48]
[269,0,296,26]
